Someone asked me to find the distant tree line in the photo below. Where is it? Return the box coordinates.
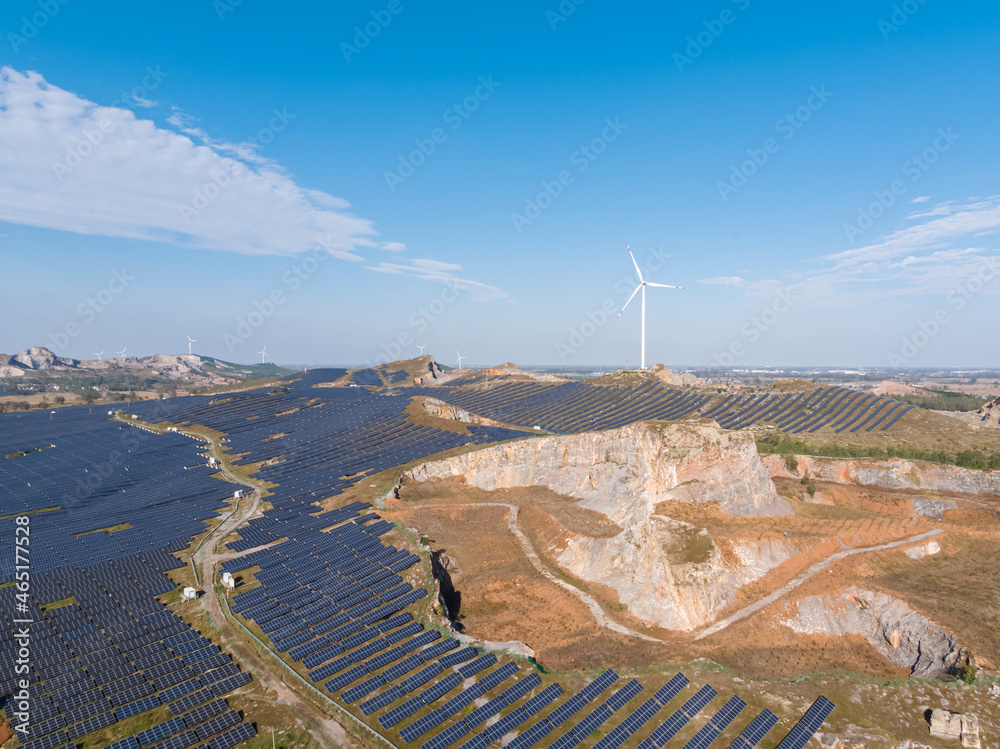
[897,390,992,412]
[757,434,1000,470]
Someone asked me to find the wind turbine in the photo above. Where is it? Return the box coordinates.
[94,351,104,360]
[117,347,127,361]
[186,335,197,355]
[455,352,465,370]
[417,345,426,356]
[258,346,269,364]
[617,243,683,370]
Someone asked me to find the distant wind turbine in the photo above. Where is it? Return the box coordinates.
[94,351,104,360]
[186,335,197,355]
[117,347,127,361]
[455,351,465,369]
[417,345,426,356]
[258,346,269,364]
[617,243,683,370]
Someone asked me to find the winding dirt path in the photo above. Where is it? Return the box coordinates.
[411,502,659,642]
[693,528,945,640]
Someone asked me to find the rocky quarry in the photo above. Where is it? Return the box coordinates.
[763,453,1000,495]
[405,419,798,631]
[782,587,965,678]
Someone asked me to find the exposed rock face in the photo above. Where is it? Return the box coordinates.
[975,396,1000,427]
[904,540,941,560]
[911,498,958,517]
[650,363,703,387]
[407,420,795,630]
[409,421,791,519]
[783,587,964,678]
[930,710,980,748]
[763,454,1000,496]
[11,347,77,370]
[420,398,506,427]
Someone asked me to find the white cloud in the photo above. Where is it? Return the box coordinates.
[911,195,930,203]
[825,196,1000,268]
[0,68,504,298]
[699,276,745,287]
[367,259,507,301]
[710,197,1000,306]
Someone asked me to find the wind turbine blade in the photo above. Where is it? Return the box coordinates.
[644,282,684,289]
[617,284,642,318]
[626,243,644,283]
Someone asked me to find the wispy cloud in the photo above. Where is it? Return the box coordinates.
[0,67,503,298]
[699,276,745,288]
[367,259,506,301]
[708,196,1000,305]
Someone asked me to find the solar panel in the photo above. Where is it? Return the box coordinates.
[730,709,778,748]
[680,685,718,717]
[572,703,613,739]
[182,698,229,727]
[775,697,834,749]
[421,721,470,749]
[478,661,519,691]
[458,653,497,678]
[456,733,492,749]
[439,646,478,668]
[653,673,689,706]
[605,679,643,711]
[508,719,556,749]
[137,716,187,746]
[359,685,406,715]
[207,721,256,749]
[580,669,619,701]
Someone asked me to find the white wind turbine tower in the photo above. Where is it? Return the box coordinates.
[417,345,426,356]
[258,345,269,364]
[617,243,683,370]
[455,351,465,370]
[186,335,197,355]
[94,351,104,360]
[116,347,127,361]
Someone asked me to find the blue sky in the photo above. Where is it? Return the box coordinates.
[1,1,998,368]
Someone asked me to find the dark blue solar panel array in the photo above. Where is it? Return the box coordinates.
[727,709,779,749]
[775,697,835,749]
[420,380,913,435]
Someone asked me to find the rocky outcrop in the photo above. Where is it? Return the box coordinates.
[763,454,1000,496]
[782,587,964,678]
[420,398,507,427]
[975,396,1000,427]
[650,363,703,387]
[930,710,980,748]
[406,420,795,630]
[409,421,792,519]
[904,539,941,560]
[11,347,77,370]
